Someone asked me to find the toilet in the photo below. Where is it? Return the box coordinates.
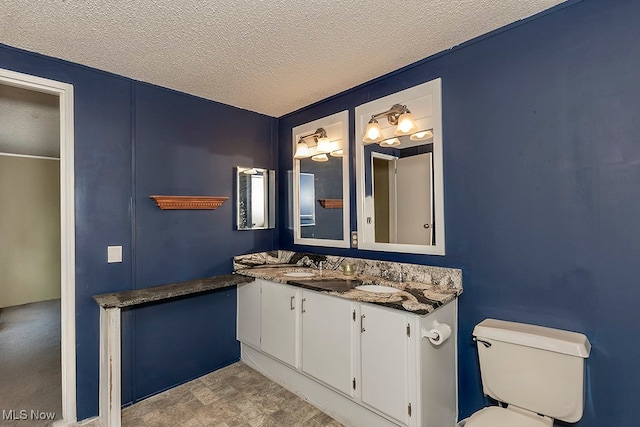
[464,319,591,427]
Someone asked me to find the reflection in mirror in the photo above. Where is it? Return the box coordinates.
[236,167,275,230]
[299,157,343,240]
[364,135,434,245]
[299,172,316,227]
[292,110,350,248]
[355,78,444,255]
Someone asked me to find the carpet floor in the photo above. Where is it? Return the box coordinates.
[0,299,61,426]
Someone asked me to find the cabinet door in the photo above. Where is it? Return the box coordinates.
[237,281,261,349]
[261,281,299,367]
[301,291,353,396]
[360,304,409,424]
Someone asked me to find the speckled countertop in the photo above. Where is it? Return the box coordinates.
[234,251,463,316]
[93,274,252,308]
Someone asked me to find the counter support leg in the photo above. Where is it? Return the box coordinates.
[99,307,121,427]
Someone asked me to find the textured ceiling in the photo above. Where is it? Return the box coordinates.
[1,0,565,117]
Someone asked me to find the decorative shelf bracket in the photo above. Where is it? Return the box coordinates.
[150,195,229,210]
[318,199,343,209]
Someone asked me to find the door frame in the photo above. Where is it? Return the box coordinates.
[370,151,398,243]
[0,67,76,425]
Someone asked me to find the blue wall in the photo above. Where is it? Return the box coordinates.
[3,0,639,424]
[0,45,277,419]
[131,82,276,401]
[279,0,639,425]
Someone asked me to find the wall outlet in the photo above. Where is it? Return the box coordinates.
[351,231,358,248]
[107,246,123,263]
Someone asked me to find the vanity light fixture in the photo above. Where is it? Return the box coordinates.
[410,129,434,141]
[394,110,418,136]
[293,141,312,159]
[362,103,422,144]
[363,118,384,143]
[380,137,400,147]
[329,139,343,156]
[315,135,333,154]
[294,128,342,161]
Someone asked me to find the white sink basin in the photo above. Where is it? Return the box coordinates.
[355,285,401,294]
[284,271,316,278]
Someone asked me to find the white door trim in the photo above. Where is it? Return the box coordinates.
[0,67,77,425]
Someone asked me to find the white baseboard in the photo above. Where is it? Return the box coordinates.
[241,344,401,427]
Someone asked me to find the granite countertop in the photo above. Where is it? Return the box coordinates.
[93,274,252,308]
[236,265,461,316]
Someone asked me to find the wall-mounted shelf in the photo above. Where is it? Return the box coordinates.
[318,199,343,209]
[150,195,228,210]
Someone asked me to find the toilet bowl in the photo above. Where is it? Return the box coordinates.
[467,319,591,426]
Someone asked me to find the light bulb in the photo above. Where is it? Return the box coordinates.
[316,137,332,153]
[363,119,383,143]
[394,111,417,136]
[410,129,434,141]
[379,137,400,147]
[294,141,311,159]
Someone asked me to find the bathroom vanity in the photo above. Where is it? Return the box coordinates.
[233,78,456,426]
[234,251,462,427]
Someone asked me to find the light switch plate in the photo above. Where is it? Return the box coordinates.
[107,246,123,263]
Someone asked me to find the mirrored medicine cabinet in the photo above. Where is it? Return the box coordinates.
[236,166,275,230]
[291,110,350,248]
[354,78,445,255]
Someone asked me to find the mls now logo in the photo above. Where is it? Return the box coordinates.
[2,409,56,421]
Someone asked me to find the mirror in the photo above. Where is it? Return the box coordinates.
[236,166,275,230]
[355,79,445,255]
[292,110,350,248]
[365,138,434,245]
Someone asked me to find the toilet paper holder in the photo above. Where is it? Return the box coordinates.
[421,321,452,345]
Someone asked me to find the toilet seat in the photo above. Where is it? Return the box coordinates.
[465,407,552,427]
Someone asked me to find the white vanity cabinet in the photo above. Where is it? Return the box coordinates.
[260,279,300,368]
[237,278,458,427]
[236,281,261,349]
[360,304,411,424]
[301,290,354,397]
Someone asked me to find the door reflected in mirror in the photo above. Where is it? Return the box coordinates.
[236,167,275,230]
[365,136,433,245]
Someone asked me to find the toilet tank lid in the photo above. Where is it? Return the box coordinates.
[473,319,591,358]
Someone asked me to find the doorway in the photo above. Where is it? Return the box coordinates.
[395,152,433,245]
[371,152,433,245]
[0,68,76,425]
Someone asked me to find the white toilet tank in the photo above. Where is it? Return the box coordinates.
[473,319,591,423]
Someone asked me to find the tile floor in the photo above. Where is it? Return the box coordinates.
[95,362,343,427]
